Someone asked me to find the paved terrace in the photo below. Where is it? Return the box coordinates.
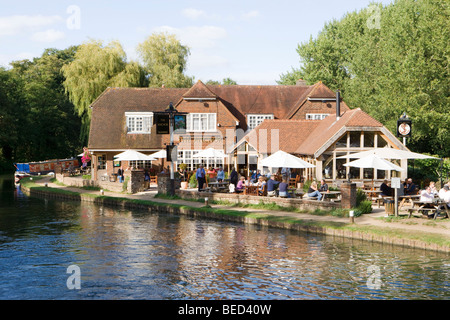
[30,176,450,240]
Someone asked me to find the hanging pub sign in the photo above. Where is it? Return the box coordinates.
[173,114,187,133]
[155,114,170,134]
[397,113,412,138]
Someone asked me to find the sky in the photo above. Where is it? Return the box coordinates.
[0,0,394,85]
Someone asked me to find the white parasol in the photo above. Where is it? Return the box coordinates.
[113,150,156,161]
[260,150,315,169]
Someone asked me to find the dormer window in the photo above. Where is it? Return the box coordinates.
[126,112,153,134]
[247,114,274,130]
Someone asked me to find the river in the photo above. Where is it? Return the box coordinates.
[0,175,448,300]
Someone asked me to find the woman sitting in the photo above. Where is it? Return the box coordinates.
[236,176,246,193]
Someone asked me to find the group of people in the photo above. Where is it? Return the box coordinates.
[419,181,450,208]
[379,177,418,197]
[378,177,450,210]
[195,165,226,191]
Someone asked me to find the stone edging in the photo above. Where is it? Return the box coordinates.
[21,184,450,254]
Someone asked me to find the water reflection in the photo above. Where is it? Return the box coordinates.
[0,175,448,300]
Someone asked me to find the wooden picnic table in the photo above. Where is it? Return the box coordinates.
[407,200,449,220]
[208,181,229,193]
[243,185,259,195]
[320,191,341,201]
[398,195,420,210]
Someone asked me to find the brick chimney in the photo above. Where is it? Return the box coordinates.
[296,79,307,86]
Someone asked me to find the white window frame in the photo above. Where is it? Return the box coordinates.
[247,114,274,130]
[186,113,217,132]
[306,113,329,120]
[125,112,153,134]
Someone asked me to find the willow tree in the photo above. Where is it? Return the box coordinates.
[62,40,146,142]
[137,32,193,88]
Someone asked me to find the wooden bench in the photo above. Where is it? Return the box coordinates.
[407,207,437,219]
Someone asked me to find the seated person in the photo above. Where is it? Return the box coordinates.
[307,181,322,200]
[420,186,435,208]
[235,176,246,193]
[438,185,450,208]
[380,180,392,196]
[257,177,266,195]
[266,175,280,196]
[404,178,416,195]
[319,179,328,192]
[278,179,290,198]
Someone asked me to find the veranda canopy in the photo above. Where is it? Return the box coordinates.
[260,150,315,169]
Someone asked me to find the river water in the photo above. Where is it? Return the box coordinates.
[0,175,448,300]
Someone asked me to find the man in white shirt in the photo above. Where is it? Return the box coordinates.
[438,185,450,208]
[420,186,434,203]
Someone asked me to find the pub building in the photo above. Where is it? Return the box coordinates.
[87,80,408,190]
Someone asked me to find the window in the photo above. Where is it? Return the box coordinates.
[97,154,107,170]
[186,113,216,132]
[247,114,274,130]
[130,160,152,169]
[306,114,329,120]
[125,112,153,134]
[176,150,224,171]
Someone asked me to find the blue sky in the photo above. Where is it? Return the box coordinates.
[0,0,393,84]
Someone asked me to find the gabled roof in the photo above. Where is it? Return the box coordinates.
[232,119,322,154]
[296,108,384,157]
[182,80,217,99]
[233,108,388,158]
[89,87,186,150]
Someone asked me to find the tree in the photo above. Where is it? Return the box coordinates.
[9,47,83,162]
[0,67,26,163]
[281,0,449,157]
[206,78,238,85]
[62,40,146,142]
[137,32,193,88]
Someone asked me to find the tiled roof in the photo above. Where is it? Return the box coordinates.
[296,108,384,156]
[235,119,322,154]
[235,108,385,157]
[182,80,217,99]
[88,87,186,150]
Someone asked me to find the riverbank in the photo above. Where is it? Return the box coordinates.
[20,175,450,253]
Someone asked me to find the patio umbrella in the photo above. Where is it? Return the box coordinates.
[150,149,167,158]
[343,154,404,171]
[113,150,156,161]
[192,148,226,158]
[260,150,315,169]
[337,148,437,160]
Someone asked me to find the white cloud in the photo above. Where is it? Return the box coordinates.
[241,10,261,21]
[31,29,65,42]
[181,8,207,20]
[0,52,35,67]
[0,15,63,36]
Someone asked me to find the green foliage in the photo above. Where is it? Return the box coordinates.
[355,200,372,216]
[356,188,367,206]
[281,0,450,157]
[137,32,193,88]
[1,47,83,166]
[189,173,197,188]
[206,78,238,85]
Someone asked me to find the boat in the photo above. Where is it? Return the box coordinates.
[14,158,79,182]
